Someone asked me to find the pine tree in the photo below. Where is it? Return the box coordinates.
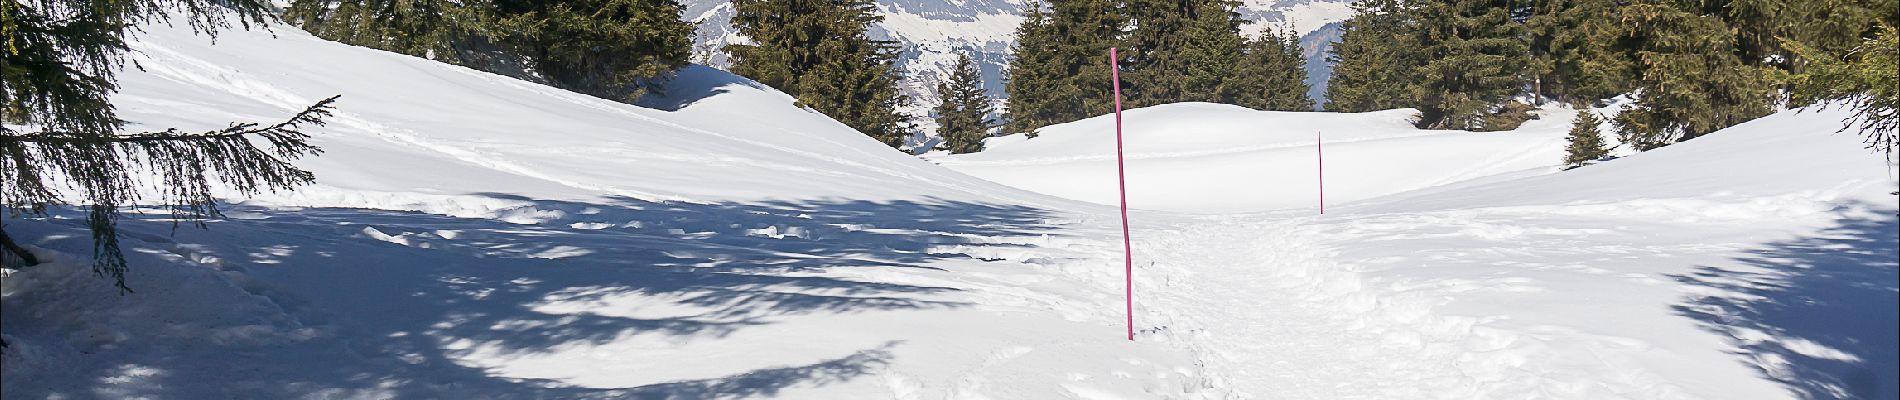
[1788,23,1898,153]
[1004,2,1057,135]
[1562,108,1611,169]
[507,0,695,101]
[1004,0,1126,134]
[937,52,997,154]
[1524,0,1628,104]
[3,0,337,291]
[1163,0,1251,105]
[1407,0,1531,130]
[287,0,693,102]
[728,0,912,147]
[1606,1,1776,150]
[1324,0,1422,113]
[1238,27,1315,111]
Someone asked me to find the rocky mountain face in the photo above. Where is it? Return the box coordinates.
[680,0,1352,125]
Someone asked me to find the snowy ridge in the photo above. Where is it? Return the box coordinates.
[934,102,1572,213]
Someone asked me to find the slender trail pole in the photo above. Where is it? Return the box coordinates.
[1111,47,1133,341]
[1317,130,1325,215]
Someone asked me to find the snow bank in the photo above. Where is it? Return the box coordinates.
[934,102,1572,213]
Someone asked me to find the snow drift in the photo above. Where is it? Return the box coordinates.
[933,102,1573,213]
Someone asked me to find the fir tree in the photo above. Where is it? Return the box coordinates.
[1004,0,1126,134]
[1606,2,1776,150]
[287,0,693,102]
[1324,0,1421,113]
[728,0,912,147]
[1238,27,1315,111]
[1004,2,1057,135]
[1407,0,1531,130]
[507,0,695,101]
[2,0,337,291]
[1524,0,1627,103]
[1562,109,1611,169]
[936,52,997,154]
[1788,23,1899,153]
[1123,0,1253,106]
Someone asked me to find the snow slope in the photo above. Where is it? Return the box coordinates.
[5,13,1897,400]
[932,102,1574,213]
[1,21,1209,399]
[1119,108,1895,399]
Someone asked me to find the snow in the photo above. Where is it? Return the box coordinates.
[932,103,1574,213]
[5,16,1897,400]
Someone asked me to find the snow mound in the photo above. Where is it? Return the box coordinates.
[934,102,1574,213]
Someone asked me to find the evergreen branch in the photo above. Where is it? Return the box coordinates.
[1,95,339,144]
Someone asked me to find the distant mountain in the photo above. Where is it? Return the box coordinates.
[680,0,1354,128]
[1299,21,1344,110]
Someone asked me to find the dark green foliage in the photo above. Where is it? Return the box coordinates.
[1524,0,1627,103]
[510,0,695,101]
[1324,0,1421,113]
[285,0,523,75]
[1325,0,1891,146]
[1237,28,1315,111]
[1004,0,1126,135]
[286,0,693,101]
[2,0,335,291]
[1563,108,1610,169]
[1788,22,1898,153]
[1123,0,1252,106]
[728,0,912,148]
[1329,0,1533,128]
[1407,0,1531,130]
[1606,2,1777,150]
[936,52,996,154]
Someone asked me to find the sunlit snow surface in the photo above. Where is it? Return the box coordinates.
[3,20,1896,400]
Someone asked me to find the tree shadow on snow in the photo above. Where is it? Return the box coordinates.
[638,65,770,112]
[1669,205,1898,400]
[3,195,1070,398]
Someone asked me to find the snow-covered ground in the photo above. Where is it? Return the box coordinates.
[4,19,1896,400]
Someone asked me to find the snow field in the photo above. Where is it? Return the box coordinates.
[3,13,1896,400]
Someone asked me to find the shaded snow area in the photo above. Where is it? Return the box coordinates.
[4,19,1897,400]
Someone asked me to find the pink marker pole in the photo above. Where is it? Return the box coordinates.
[1111,47,1133,341]
[1317,130,1325,215]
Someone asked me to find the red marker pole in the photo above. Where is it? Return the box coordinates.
[1317,130,1325,215]
[1111,47,1133,341]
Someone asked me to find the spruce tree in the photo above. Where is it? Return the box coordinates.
[1005,2,1058,135]
[1238,28,1315,111]
[936,52,997,154]
[287,0,693,102]
[507,0,695,101]
[1606,1,1776,150]
[1004,0,1126,134]
[728,0,912,147]
[1169,0,1251,105]
[1562,109,1611,169]
[3,0,337,291]
[1323,0,1421,113]
[1788,23,1898,153]
[1407,0,1530,130]
[1524,0,1628,103]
